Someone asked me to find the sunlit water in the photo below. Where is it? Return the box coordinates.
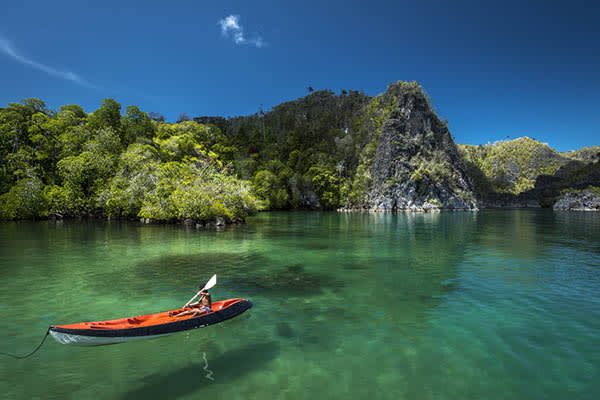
[1,211,599,399]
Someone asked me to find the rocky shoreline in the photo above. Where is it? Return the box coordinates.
[553,190,600,211]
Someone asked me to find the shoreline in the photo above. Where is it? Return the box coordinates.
[2,206,598,226]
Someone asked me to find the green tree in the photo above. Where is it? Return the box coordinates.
[0,177,47,219]
[122,105,155,145]
[100,143,161,217]
[307,166,340,209]
[28,112,62,184]
[59,104,87,120]
[88,98,122,132]
[253,169,288,209]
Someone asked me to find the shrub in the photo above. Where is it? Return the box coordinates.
[0,178,47,219]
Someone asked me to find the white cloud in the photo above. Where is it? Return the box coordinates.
[219,15,241,33]
[0,36,95,88]
[218,14,265,48]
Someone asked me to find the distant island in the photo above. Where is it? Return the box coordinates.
[1,81,599,224]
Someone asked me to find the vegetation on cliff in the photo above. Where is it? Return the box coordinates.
[1,84,598,219]
[218,89,371,209]
[352,82,476,210]
[219,81,476,211]
[561,146,600,162]
[458,138,570,195]
[457,138,600,207]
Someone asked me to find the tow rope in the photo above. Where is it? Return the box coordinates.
[0,328,50,359]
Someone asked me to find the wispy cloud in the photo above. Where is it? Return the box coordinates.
[0,36,95,88]
[218,15,265,48]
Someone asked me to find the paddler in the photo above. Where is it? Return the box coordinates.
[169,288,212,317]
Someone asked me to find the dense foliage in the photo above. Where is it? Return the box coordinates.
[458,138,570,195]
[0,99,259,222]
[217,89,372,209]
[212,81,446,209]
[2,85,598,219]
[458,138,600,207]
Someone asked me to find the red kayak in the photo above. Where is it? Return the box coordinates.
[49,298,252,346]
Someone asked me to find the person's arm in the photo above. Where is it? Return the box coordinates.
[185,291,206,307]
[188,294,205,307]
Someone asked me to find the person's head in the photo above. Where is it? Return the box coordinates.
[199,288,209,295]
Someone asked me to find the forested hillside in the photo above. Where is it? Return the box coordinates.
[458,138,600,206]
[1,82,598,220]
[458,138,570,196]
[213,81,477,211]
[216,89,371,209]
[0,99,259,223]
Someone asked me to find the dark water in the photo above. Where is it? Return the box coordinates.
[1,211,599,399]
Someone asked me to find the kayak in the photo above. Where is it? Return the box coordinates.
[49,298,252,346]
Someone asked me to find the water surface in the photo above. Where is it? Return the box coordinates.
[1,211,599,399]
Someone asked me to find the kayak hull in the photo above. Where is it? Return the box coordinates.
[49,298,252,346]
[49,330,176,346]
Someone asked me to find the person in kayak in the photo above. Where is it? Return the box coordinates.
[169,289,212,317]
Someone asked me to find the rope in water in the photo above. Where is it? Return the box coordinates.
[0,328,50,359]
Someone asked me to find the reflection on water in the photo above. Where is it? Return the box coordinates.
[1,210,599,399]
[120,342,280,399]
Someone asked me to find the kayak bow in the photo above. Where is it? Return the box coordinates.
[49,298,252,346]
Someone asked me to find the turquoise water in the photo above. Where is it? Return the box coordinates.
[1,211,599,399]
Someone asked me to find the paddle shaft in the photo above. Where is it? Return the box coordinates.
[184,291,204,307]
[183,274,217,307]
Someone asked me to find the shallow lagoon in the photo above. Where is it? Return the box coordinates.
[1,210,599,399]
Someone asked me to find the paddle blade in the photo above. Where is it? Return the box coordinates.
[202,274,217,291]
[184,274,217,307]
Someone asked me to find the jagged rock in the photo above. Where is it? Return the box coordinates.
[553,191,600,211]
[215,217,226,226]
[561,146,600,162]
[356,82,477,211]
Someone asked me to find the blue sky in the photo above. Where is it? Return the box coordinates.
[0,0,598,151]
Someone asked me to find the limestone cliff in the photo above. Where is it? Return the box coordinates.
[348,82,477,211]
[189,83,598,212]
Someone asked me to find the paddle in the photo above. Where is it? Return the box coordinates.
[183,274,217,308]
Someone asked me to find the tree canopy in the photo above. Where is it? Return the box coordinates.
[0,98,259,223]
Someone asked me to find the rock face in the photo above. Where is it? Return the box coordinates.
[359,83,477,211]
[553,191,600,211]
[561,146,600,163]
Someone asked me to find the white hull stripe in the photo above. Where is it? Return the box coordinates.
[49,330,181,346]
